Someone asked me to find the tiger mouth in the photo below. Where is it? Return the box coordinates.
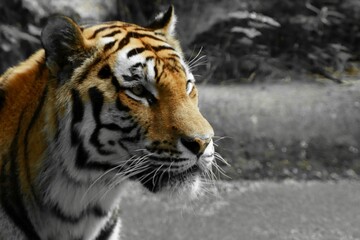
[129,161,201,193]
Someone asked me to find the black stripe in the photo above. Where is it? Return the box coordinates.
[154,32,165,36]
[121,75,133,82]
[114,32,167,53]
[101,123,122,131]
[88,87,104,123]
[148,156,186,162]
[77,57,102,84]
[168,53,180,59]
[146,56,154,62]
[89,123,136,155]
[0,112,41,240]
[95,219,117,240]
[121,115,132,120]
[152,45,175,52]
[71,89,84,145]
[98,64,112,79]
[130,62,144,70]
[103,30,122,38]
[103,123,136,133]
[165,57,181,63]
[75,143,117,171]
[127,47,146,58]
[71,89,84,123]
[87,87,133,155]
[154,65,158,81]
[89,127,114,156]
[116,98,130,112]
[117,140,129,151]
[104,40,117,52]
[117,124,137,133]
[132,27,154,32]
[111,76,121,92]
[23,86,48,203]
[50,202,107,224]
[93,205,107,217]
[87,87,110,155]
[89,25,118,39]
[156,70,164,83]
[130,32,167,43]
[75,142,90,169]
[116,35,131,51]
[120,128,141,142]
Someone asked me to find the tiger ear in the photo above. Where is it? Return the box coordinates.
[41,16,87,76]
[147,6,177,36]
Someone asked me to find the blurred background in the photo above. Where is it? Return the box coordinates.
[1,1,360,239]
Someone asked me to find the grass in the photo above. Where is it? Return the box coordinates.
[120,180,360,240]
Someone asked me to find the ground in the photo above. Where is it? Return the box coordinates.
[197,82,360,180]
[121,180,360,240]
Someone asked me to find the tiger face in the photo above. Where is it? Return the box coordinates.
[42,7,214,193]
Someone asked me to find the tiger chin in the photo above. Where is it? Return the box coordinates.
[0,6,215,240]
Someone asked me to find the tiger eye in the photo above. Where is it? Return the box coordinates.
[131,85,145,96]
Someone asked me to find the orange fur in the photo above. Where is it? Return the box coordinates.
[0,50,48,196]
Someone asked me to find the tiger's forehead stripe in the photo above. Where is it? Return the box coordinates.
[102,30,122,38]
[79,22,192,94]
[86,24,122,39]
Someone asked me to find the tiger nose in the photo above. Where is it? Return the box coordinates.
[180,136,212,157]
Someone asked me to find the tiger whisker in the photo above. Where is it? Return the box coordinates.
[100,167,152,200]
[213,135,232,142]
[164,161,176,189]
[188,58,207,68]
[81,162,130,203]
[187,46,204,65]
[98,157,153,200]
[188,55,207,68]
[136,168,158,185]
[214,152,230,166]
[83,154,151,202]
[152,163,165,187]
[212,160,231,179]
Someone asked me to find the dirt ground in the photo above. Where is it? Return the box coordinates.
[120,180,360,240]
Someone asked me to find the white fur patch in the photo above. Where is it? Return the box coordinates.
[97,37,115,47]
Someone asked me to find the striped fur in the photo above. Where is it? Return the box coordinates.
[0,6,214,240]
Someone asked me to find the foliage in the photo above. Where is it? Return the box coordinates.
[191,0,360,84]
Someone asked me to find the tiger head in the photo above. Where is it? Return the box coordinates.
[42,7,214,194]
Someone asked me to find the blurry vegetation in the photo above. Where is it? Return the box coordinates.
[192,0,360,83]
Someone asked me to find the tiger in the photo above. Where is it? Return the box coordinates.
[0,6,215,240]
